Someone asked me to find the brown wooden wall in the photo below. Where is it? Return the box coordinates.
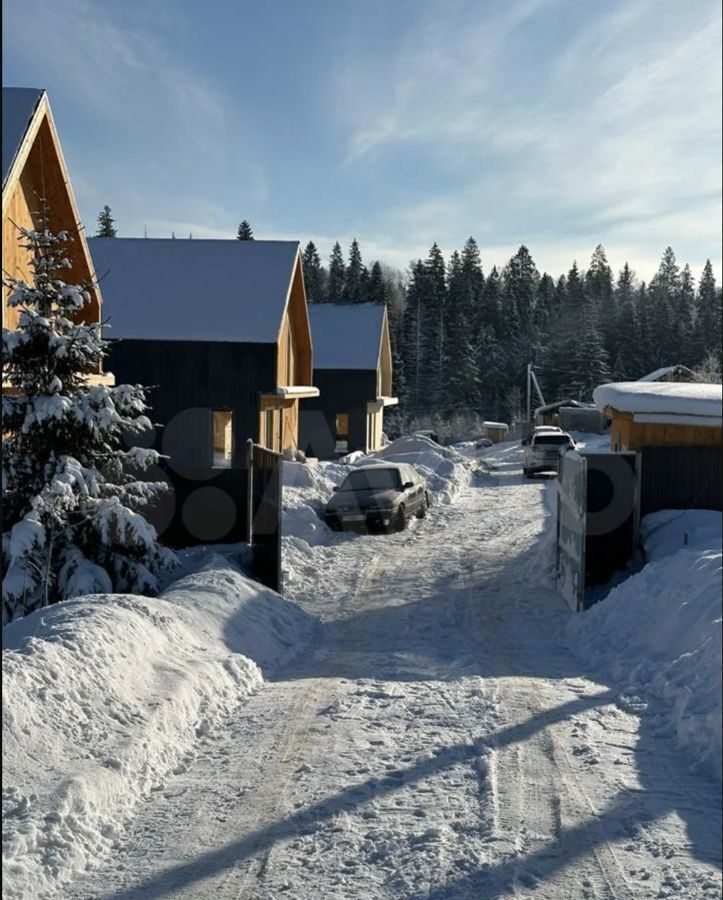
[610,411,722,451]
[3,114,100,331]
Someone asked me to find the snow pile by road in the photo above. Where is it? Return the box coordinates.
[567,509,722,783]
[353,433,471,505]
[2,559,313,899]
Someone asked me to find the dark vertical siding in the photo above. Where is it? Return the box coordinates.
[640,446,723,517]
[299,369,377,458]
[108,338,276,547]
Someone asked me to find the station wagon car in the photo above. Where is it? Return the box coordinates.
[324,463,429,532]
[522,431,576,477]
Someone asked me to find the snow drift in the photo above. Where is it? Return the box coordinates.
[2,559,314,899]
[567,509,722,783]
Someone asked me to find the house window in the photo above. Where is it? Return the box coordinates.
[212,410,233,468]
[335,413,349,454]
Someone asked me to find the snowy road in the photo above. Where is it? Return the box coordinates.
[68,469,722,900]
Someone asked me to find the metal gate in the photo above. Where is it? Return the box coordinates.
[246,440,283,593]
[556,452,587,611]
[556,451,640,612]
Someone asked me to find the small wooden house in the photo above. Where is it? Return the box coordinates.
[89,237,318,546]
[300,303,397,458]
[637,365,698,383]
[482,421,509,443]
[534,399,580,428]
[2,88,111,385]
[593,381,722,451]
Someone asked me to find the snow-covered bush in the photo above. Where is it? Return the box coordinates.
[2,216,173,622]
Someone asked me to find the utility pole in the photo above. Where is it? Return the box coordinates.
[526,363,532,422]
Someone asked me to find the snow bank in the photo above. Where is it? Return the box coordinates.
[593,381,722,420]
[567,510,722,783]
[353,433,471,506]
[2,560,313,899]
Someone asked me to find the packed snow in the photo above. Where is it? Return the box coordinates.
[3,433,722,900]
[2,560,313,899]
[593,381,723,420]
[567,509,723,783]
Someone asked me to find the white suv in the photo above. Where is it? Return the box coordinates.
[523,431,576,477]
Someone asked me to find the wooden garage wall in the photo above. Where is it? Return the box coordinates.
[610,411,722,451]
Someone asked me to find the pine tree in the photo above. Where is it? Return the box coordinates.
[301,241,326,302]
[343,239,367,303]
[237,220,254,240]
[95,205,117,238]
[327,242,346,300]
[2,216,173,622]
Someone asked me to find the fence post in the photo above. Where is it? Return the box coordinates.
[246,438,254,544]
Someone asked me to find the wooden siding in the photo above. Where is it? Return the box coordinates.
[378,307,393,397]
[609,410,722,451]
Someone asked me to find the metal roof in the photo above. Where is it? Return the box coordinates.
[308,302,385,370]
[89,238,300,343]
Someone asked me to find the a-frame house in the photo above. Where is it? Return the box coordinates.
[2,88,110,385]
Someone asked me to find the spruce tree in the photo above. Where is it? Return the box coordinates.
[402,261,426,412]
[586,244,615,355]
[237,220,254,240]
[648,247,680,366]
[445,250,479,410]
[696,260,721,362]
[366,261,386,303]
[2,217,173,622]
[95,205,117,238]
[343,239,367,303]
[327,242,346,300]
[611,263,639,379]
[301,241,326,302]
[422,243,447,408]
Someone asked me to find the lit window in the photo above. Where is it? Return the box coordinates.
[335,413,349,439]
[212,410,233,467]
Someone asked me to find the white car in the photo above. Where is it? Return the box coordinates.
[523,431,576,477]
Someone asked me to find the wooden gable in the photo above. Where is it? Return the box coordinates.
[276,250,313,388]
[2,91,101,333]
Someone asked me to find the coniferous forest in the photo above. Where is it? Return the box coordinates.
[302,238,723,426]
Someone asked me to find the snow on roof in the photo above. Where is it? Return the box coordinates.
[638,365,697,382]
[593,381,723,420]
[2,87,44,186]
[89,238,300,343]
[308,303,385,370]
[534,399,581,415]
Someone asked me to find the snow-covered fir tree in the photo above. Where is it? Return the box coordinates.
[2,217,173,622]
[237,220,254,240]
[95,205,117,238]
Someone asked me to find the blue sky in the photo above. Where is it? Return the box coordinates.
[3,0,721,280]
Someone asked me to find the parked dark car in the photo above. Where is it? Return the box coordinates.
[324,463,429,532]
